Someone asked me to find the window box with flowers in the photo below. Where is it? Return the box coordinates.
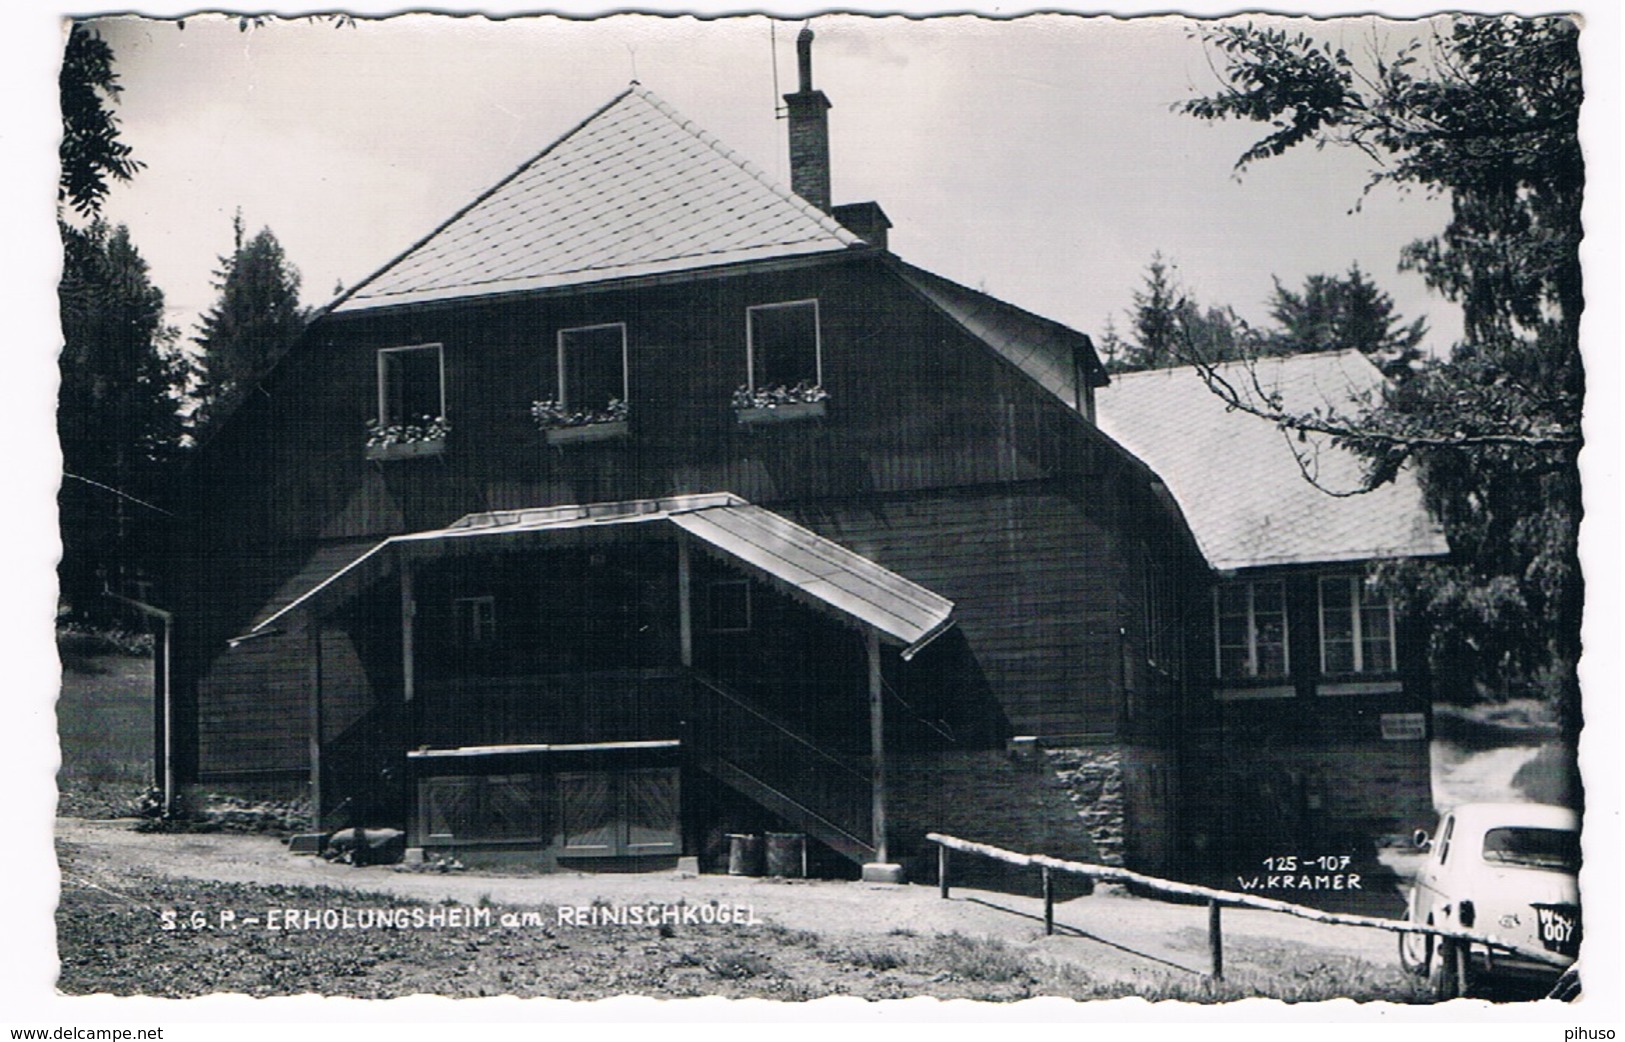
[533,398,630,446]
[732,381,829,426]
[365,416,450,461]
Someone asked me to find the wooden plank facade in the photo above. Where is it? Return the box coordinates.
[164,246,1204,873]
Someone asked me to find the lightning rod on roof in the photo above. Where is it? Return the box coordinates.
[771,20,786,119]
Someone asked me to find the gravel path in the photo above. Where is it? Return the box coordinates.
[58,818,1400,986]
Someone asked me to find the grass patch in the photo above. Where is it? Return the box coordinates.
[823,944,910,971]
[56,649,155,819]
[1433,700,1560,747]
[705,951,776,980]
[927,932,1033,984]
[760,923,820,948]
[1511,743,1580,805]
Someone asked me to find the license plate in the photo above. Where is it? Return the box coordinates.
[1532,904,1581,957]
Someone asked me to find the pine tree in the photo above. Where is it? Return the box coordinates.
[193,212,306,430]
[1126,253,1184,371]
[1266,264,1428,376]
[58,220,189,619]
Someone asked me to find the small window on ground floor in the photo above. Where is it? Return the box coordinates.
[1214,580,1288,681]
[453,595,496,645]
[1318,575,1395,675]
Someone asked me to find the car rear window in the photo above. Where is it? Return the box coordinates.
[1482,826,1580,871]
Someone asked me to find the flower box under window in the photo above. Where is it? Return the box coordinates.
[545,419,630,446]
[365,417,449,461]
[732,382,828,426]
[366,437,446,461]
[533,398,629,447]
[735,401,826,425]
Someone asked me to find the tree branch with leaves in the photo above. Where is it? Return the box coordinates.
[1180,14,1584,735]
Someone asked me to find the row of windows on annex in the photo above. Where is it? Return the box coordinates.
[1212,576,1400,699]
[362,300,829,461]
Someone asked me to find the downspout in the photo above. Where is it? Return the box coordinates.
[103,590,175,816]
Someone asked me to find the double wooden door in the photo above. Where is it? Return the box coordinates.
[557,767,680,858]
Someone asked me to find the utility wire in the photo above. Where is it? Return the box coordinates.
[62,471,178,517]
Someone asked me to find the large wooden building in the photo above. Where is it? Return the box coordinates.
[156,33,1443,880]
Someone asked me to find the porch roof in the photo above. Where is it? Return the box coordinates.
[248,493,955,659]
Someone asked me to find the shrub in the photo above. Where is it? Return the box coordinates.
[57,624,154,658]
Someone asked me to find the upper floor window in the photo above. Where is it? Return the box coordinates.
[746,300,821,393]
[1214,580,1288,680]
[1319,576,1395,675]
[558,323,628,414]
[377,344,445,426]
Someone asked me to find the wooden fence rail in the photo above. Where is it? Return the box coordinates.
[925,832,1569,982]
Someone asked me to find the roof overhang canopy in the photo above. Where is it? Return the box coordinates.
[248,493,954,660]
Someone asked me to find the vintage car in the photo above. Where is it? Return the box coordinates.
[1400,802,1581,998]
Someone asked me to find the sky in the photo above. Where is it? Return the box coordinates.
[6,0,1625,1031]
[79,10,1476,353]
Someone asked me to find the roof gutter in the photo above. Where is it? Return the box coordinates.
[901,617,956,662]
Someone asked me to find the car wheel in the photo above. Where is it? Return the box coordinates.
[1399,923,1432,977]
[1430,937,1466,1000]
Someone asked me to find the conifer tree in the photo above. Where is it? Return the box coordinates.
[193,212,307,429]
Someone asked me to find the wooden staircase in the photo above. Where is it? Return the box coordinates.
[686,672,875,865]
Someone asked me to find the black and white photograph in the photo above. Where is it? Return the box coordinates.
[9,0,1621,1031]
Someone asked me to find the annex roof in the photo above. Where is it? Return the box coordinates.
[330,87,862,314]
[1096,350,1448,572]
[249,493,954,658]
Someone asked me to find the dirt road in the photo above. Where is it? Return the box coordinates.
[58,818,1400,987]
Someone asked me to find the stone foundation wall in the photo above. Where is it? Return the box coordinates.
[1045,746,1126,866]
[887,749,1102,892]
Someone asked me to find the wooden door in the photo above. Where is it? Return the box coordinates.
[557,767,680,857]
[622,768,680,855]
[558,771,617,855]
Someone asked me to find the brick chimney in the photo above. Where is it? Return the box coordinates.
[783,26,832,213]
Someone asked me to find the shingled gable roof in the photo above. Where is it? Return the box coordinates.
[330,85,863,314]
[319,81,1113,422]
[1096,350,1448,573]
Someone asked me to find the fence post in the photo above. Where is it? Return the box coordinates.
[1042,866,1055,936]
[938,843,950,899]
[1208,899,1223,980]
